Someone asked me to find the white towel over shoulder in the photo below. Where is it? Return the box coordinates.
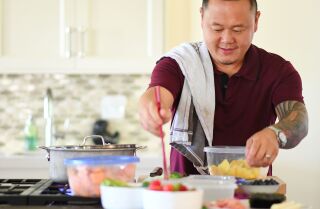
[164,42,215,147]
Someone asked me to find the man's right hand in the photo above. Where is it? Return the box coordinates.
[138,86,174,137]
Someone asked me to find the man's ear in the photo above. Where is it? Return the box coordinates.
[254,11,261,32]
[200,7,205,28]
[200,7,204,19]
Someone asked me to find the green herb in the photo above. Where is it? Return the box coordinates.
[142,181,150,188]
[169,172,183,179]
[102,178,129,187]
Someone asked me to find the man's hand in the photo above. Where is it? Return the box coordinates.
[246,128,280,167]
[138,86,173,137]
[246,100,308,167]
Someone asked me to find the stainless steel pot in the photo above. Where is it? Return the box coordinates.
[39,135,145,182]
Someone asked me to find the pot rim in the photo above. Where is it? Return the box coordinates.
[39,135,146,152]
[39,144,146,151]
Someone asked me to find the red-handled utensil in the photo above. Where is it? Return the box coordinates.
[155,86,169,180]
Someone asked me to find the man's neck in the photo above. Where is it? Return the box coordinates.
[215,61,243,77]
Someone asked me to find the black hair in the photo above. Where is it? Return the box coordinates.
[202,0,258,12]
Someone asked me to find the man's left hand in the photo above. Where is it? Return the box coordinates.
[246,128,279,167]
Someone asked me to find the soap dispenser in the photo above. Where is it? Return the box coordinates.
[24,114,38,151]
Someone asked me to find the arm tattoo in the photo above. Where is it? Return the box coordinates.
[274,101,309,149]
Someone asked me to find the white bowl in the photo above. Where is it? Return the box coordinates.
[100,184,143,209]
[143,189,203,209]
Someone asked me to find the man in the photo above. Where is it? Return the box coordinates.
[139,0,308,175]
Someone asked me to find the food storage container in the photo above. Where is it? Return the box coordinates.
[204,146,262,179]
[100,183,143,209]
[237,178,280,194]
[64,155,139,197]
[240,184,279,194]
[183,175,237,202]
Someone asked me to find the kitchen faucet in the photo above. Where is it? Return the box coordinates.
[44,88,55,146]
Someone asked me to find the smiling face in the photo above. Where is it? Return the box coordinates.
[201,0,260,71]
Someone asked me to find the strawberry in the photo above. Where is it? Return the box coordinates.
[179,184,188,191]
[163,184,175,191]
[149,180,161,187]
[148,180,163,191]
[148,184,163,191]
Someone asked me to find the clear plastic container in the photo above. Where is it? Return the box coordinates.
[186,175,236,182]
[64,155,139,197]
[183,175,237,202]
[204,146,261,179]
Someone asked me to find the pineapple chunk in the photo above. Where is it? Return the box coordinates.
[209,158,261,179]
[218,159,230,174]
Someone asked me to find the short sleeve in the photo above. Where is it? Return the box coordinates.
[272,62,304,106]
[149,57,185,101]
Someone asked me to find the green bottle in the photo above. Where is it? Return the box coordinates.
[24,114,38,151]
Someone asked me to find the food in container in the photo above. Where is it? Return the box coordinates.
[204,146,262,179]
[64,155,139,197]
[204,198,247,209]
[100,180,143,209]
[237,178,279,194]
[143,180,203,209]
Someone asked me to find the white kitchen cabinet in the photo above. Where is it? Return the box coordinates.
[0,0,164,74]
[0,0,2,56]
[73,0,164,74]
[0,0,75,73]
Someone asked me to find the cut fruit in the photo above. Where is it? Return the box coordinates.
[209,159,260,179]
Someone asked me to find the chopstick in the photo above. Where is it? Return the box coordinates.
[155,86,169,180]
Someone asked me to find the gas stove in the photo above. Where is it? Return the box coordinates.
[0,179,101,206]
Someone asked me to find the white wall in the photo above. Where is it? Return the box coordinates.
[253,1,320,207]
[168,0,320,207]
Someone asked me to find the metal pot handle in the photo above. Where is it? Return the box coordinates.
[38,146,50,161]
[81,135,107,146]
[136,145,147,150]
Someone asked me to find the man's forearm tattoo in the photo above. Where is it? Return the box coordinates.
[274,101,308,149]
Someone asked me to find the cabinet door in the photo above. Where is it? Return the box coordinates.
[0,0,74,73]
[75,0,164,74]
[0,1,2,56]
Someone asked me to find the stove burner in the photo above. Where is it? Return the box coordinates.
[0,179,100,206]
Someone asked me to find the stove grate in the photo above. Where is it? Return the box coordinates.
[0,179,47,205]
[29,180,100,206]
[0,179,100,206]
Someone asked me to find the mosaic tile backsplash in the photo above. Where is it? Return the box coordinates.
[0,74,164,155]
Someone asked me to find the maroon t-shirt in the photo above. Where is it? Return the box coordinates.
[149,44,304,175]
